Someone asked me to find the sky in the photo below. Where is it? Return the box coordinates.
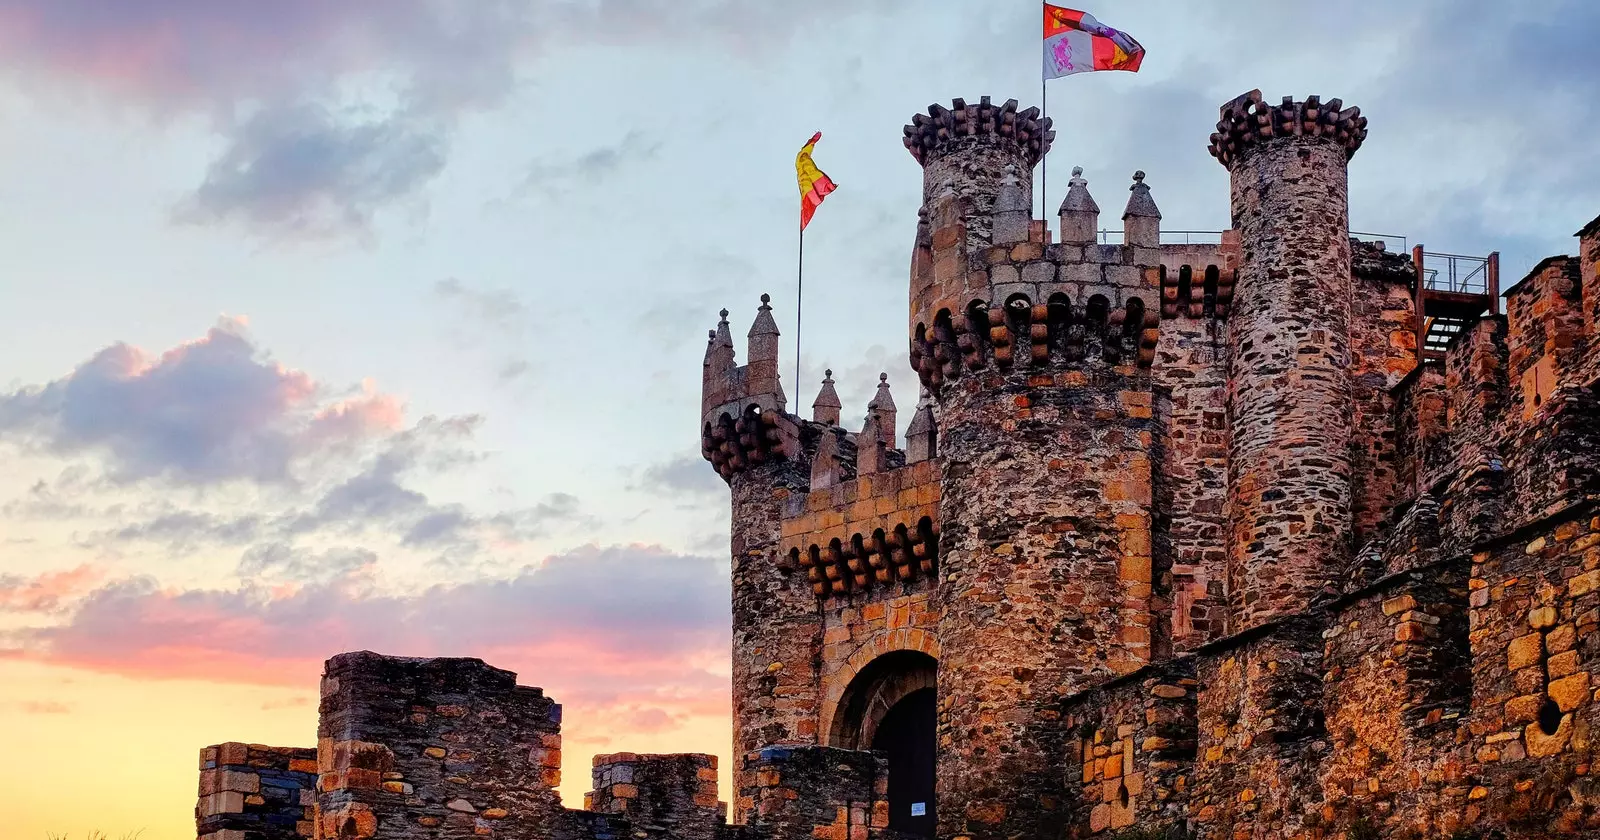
[0,1,1596,837]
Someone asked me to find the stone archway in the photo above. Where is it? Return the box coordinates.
[828,650,937,837]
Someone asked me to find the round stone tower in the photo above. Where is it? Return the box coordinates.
[1209,91,1369,630]
[906,97,1161,840]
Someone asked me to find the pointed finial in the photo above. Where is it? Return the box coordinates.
[825,369,834,379]
[1059,164,1099,216]
[868,372,896,411]
[1123,170,1161,220]
[760,293,771,307]
[719,308,730,322]
[812,368,842,425]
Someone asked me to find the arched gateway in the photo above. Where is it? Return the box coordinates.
[828,650,937,838]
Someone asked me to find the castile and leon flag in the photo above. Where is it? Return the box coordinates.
[1043,5,1145,79]
[796,131,837,231]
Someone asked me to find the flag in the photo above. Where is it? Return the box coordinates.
[1043,5,1144,79]
[796,131,837,231]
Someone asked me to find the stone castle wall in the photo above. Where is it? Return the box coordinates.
[196,88,1600,840]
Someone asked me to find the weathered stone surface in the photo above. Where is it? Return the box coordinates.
[195,82,1600,840]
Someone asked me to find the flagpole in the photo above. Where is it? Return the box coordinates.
[796,224,804,392]
[1041,70,1048,221]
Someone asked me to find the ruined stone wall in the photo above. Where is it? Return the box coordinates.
[1320,566,1472,837]
[1190,617,1329,840]
[315,652,571,840]
[1500,260,1599,529]
[197,743,317,840]
[586,753,723,840]
[1582,217,1600,345]
[1436,318,1511,554]
[1392,364,1448,502]
[1061,663,1198,836]
[738,746,893,840]
[1464,503,1600,836]
[1506,258,1586,420]
[1219,99,1361,630]
[1153,243,1235,652]
[1349,242,1420,547]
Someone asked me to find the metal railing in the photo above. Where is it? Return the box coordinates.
[1091,229,1409,249]
[1350,231,1409,252]
[1421,252,1490,294]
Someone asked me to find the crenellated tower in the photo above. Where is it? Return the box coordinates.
[1210,91,1369,630]
[700,297,820,822]
[905,96,1162,840]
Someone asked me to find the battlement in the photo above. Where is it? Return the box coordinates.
[1158,234,1241,319]
[902,96,1053,168]
[701,297,802,482]
[1208,90,1368,167]
[781,458,941,598]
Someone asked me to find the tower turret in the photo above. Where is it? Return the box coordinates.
[697,297,820,821]
[747,293,786,411]
[1210,90,1368,630]
[1122,170,1161,249]
[866,373,896,449]
[812,370,842,426]
[905,97,1159,840]
[1058,166,1100,246]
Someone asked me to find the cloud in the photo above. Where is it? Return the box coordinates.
[237,544,378,583]
[106,511,265,553]
[434,279,536,384]
[0,0,903,241]
[0,318,404,485]
[635,456,726,502]
[1,700,73,715]
[2,545,729,719]
[521,130,663,197]
[0,565,103,612]
[176,103,449,240]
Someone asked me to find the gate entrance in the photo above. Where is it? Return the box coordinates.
[872,687,936,836]
[829,650,937,838]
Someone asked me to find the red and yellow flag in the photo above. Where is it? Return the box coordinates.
[1043,5,1144,79]
[796,131,837,231]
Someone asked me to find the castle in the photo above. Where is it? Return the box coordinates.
[194,90,1600,840]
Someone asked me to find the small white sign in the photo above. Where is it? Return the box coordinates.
[910,803,927,817]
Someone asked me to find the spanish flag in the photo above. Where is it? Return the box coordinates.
[796,132,837,231]
[1044,5,1144,79]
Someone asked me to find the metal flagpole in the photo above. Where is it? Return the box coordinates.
[796,224,804,390]
[1041,68,1048,219]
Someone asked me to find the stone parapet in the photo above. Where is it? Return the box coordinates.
[586,753,723,840]
[1208,90,1368,167]
[196,743,317,840]
[315,652,570,840]
[738,746,891,840]
[780,459,940,598]
[902,96,1052,168]
[1061,663,1199,835]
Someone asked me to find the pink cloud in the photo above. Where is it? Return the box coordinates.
[0,317,407,484]
[0,565,104,612]
[3,545,730,724]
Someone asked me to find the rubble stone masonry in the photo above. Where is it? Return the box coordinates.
[1220,95,1360,631]
[197,743,317,840]
[199,83,1600,840]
